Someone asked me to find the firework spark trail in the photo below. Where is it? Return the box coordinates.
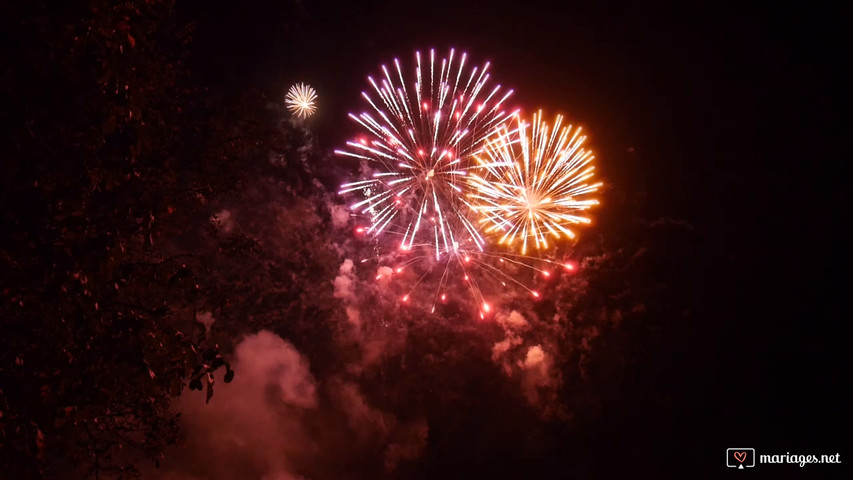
[336,48,514,259]
[468,111,602,254]
[285,83,318,118]
[362,223,577,318]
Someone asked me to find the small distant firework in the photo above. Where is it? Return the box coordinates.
[337,48,514,259]
[285,83,318,118]
[468,111,602,254]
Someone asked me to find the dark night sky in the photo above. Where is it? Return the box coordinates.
[0,0,846,477]
[175,0,848,474]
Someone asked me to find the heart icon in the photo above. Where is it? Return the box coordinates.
[734,451,747,463]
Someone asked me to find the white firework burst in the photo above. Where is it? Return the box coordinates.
[285,83,318,118]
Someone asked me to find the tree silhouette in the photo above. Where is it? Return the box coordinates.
[0,1,251,477]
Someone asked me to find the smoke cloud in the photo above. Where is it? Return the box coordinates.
[328,202,351,229]
[158,326,427,479]
[159,331,317,479]
[333,259,356,300]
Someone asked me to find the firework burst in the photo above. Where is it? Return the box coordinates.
[337,48,515,260]
[467,111,602,254]
[285,83,318,118]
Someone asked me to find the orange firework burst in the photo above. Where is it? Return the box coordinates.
[467,111,602,254]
